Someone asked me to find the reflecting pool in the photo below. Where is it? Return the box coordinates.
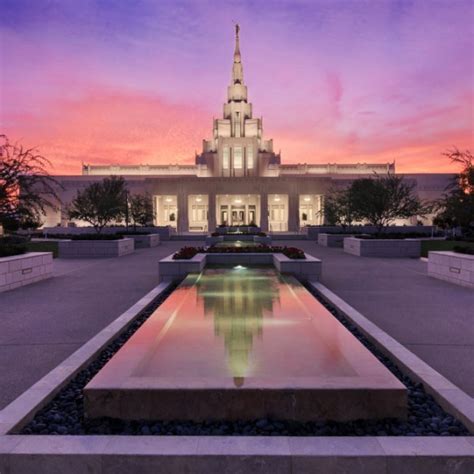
[85,266,406,421]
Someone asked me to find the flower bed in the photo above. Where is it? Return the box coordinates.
[173,245,305,260]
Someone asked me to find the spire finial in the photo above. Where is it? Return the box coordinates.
[234,23,241,63]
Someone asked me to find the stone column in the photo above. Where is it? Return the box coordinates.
[177,193,188,233]
[288,193,300,232]
[260,193,268,232]
[208,193,216,232]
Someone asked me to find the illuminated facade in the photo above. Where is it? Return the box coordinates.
[46,26,451,232]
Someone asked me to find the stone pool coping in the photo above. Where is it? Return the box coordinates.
[0,279,473,472]
[158,251,322,282]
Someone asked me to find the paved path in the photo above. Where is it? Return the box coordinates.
[1,239,473,410]
[0,242,186,410]
[280,240,474,398]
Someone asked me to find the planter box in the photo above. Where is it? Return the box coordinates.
[318,233,354,247]
[273,253,322,281]
[0,252,53,293]
[159,252,322,282]
[126,234,160,248]
[343,237,421,258]
[159,253,206,281]
[428,251,474,289]
[58,238,135,258]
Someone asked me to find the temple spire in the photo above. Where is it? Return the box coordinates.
[231,24,244,86]
[234,24,241,63]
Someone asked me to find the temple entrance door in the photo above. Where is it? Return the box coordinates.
[231,206,245,226]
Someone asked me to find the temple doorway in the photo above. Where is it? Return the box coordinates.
[216,195,260,227]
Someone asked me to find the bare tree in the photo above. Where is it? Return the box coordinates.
[0,135,60,229]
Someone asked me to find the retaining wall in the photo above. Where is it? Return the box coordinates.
[428,251,474,289]
[0,252,53,292]
[58,238,135,258]
[343,237,421,258]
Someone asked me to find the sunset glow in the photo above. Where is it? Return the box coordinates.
[1,0,472,175]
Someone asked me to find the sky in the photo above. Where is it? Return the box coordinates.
[0,0,473,175]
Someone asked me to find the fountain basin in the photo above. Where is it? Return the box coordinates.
[84,267,406,422]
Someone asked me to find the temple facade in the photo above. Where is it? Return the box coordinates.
[45,26,451,233]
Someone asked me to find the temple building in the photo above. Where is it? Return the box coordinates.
[45,25,451,233]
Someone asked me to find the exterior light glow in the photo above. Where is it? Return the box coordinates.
[165,197,172,203]
[304,196,311,202]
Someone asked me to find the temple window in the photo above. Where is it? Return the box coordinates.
[247,147,254,168]
[223,147,230,169]
[234,146,243,169]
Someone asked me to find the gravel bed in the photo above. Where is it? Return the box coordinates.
[19,281,469,437]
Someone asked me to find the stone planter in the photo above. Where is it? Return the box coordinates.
[126,234,160,248]
[428,251,474,289]
[159,252,322,282]
[159,253,206,281]
[58,238,135,258]
[273,253,322,281]
[318,233,354,248]
[343,237,421,258]
[0,252,53,292]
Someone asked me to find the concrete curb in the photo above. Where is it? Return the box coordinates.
[309,281,474,433]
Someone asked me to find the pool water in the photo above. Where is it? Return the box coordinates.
[85,266,406,421]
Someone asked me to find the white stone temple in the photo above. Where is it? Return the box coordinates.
[46,25,451,233]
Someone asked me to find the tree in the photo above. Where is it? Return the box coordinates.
[129,193,155,229]
[68,176,127,233]
[0,135,60,230]
[323,188,355,227]
[348,173,428,232]
[435,148,474,234]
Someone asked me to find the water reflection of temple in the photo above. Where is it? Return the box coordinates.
[196,267,279,385]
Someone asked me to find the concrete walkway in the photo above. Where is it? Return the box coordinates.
[280,240,474,398]
[1,239,473,410]
[0,242,187,409]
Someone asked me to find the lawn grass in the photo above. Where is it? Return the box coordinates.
[421,240,474,258]
[25,241,59,258]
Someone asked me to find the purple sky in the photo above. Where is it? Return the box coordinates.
[0,0,472,174]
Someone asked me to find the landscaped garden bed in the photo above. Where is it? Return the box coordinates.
[428,251,474,289]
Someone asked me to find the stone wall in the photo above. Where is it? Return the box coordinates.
[158,252,321,282]
[318,233,354,247]
[58,238,135,258]
[428,251,474,289]
[0,252,53,293]
[127,234,160,248]
[343,237,421,258]
[307,225,436,239]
